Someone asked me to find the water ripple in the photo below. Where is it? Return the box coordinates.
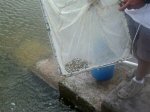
[0,0,75,111]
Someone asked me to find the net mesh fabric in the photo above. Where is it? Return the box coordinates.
[41,0,131,75]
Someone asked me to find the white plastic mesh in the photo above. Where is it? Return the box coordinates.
[41,0,131,75]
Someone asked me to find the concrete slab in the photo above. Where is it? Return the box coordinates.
[59,65,130,112]
[31,58,65,89]
[102,75,150,112]
[32,58,149,112]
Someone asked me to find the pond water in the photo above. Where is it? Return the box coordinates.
[0,0,75,111]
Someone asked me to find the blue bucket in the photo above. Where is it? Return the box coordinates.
[91,65,115,81]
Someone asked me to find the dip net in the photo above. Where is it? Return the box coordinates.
[41,0,131,75]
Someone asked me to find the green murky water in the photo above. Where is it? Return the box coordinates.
[0,0,74,111]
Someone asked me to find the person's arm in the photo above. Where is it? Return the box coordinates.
[145,0,150,3]
[119,0,145,11]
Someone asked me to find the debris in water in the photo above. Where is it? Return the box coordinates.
[65,58,88,73]
[11,102,16,106]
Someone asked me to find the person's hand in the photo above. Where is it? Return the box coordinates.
[119,0,145,11]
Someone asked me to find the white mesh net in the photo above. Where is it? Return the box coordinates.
[41,0,131,75]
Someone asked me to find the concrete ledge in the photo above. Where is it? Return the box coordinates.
[31,59,65,89]
[59,65,129,112]
[32,58,150,112]
[59,80,95,112]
